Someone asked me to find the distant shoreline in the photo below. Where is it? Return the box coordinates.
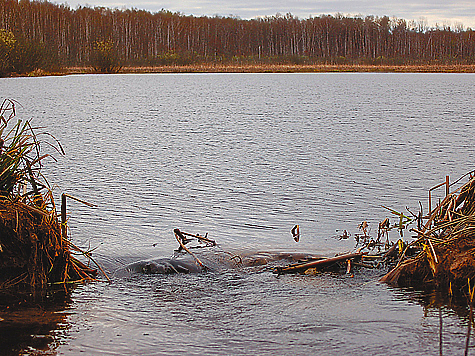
[22,64,475,77]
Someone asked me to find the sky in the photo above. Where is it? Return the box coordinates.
[59,0,475,29]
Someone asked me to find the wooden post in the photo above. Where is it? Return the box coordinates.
[61,193,66,240]
[426,176,451,230]
[429,190,432,217]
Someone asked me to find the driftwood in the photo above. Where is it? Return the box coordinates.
[274,252,364,274]
[173,228,209,270]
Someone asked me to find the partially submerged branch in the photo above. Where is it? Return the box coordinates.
[274,252,363,275]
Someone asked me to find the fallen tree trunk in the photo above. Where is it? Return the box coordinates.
[274,252,363,274]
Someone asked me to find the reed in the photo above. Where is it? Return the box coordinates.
[88,63,475,74]
[0,99,97,298]
[380,169,475,296]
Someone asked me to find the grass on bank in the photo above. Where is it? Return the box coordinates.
[0,99,97,298]
[17,63,475,77]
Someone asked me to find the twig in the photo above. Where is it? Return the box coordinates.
[174,228,208,270]
[181,231,216,246]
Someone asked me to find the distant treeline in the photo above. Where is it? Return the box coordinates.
[1,0,475,74]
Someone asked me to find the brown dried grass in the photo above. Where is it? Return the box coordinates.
[381,171,475,295]
[45,63,475,76]
[0,99,96,298]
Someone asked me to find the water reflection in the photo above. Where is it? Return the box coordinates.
[0,289,72,355]
[388,285,475,355]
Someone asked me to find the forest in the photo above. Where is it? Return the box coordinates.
[1,0,475,74]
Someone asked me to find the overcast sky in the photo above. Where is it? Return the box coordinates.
[60,0,475,28]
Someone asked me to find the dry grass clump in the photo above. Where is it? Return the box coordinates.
[106,63,475,74]
[381,171,475,295]
[0,99,96,297]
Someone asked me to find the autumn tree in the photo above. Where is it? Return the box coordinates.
[10,35,47,74]
[0,29,15,76]
[90,40,121,73]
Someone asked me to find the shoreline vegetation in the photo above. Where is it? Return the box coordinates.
[0,99,97,300]
[380,171,475,298]
[121,63,475,73]
[20,63,475,77]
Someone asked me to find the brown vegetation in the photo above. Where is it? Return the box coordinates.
[0,197,96,294]
[115,63,475,73]
[381,171,475,296]
[26,63,475,77]
[0,99,96,298]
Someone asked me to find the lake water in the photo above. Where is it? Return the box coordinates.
[1,72,474,355]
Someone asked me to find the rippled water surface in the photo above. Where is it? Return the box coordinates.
[1,73,475,355]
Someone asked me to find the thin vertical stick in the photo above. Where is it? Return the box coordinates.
[466,279,474,356]
[439,308,443,356]
[61,193,66,240]
[429,190,432,218]
[465,304,472,356]
[446,175,450,197]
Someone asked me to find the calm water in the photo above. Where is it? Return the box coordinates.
[1,72,475,355]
